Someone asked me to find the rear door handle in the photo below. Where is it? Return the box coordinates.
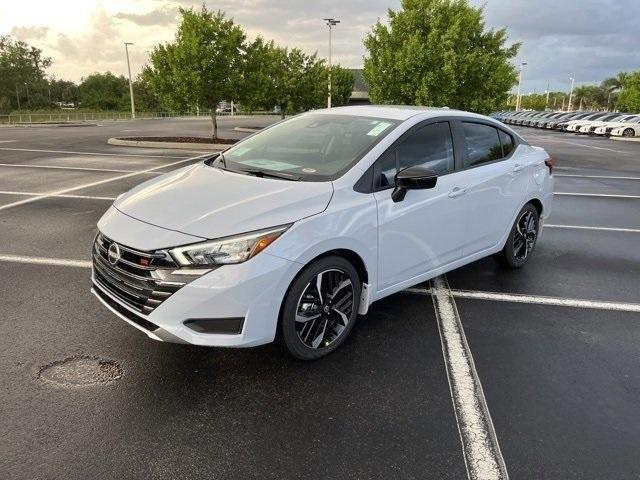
[448,187,467,198]
[513,164,524,172]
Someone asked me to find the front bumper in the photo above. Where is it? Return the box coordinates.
[92,207,301,347]
[92,251,297,347]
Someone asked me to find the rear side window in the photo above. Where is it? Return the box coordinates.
[462,122,503,168]
[375,121,455,189]
[499,130,515,157]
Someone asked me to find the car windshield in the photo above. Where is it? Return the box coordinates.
[215,114,400,181]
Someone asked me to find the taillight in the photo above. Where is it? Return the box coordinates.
[544,157,555,174]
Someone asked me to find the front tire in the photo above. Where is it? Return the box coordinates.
[622,128,635,138]
[494,203,540,268]
[280,256,361,360]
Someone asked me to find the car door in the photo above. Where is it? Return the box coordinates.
[373,120,467,292]
[452,121,530,256]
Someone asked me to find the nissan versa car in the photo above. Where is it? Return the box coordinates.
[91,106,554,360]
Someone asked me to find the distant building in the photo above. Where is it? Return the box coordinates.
[349,69,370,105]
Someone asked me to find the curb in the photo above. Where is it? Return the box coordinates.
[610,136,640,143]
[107,137,230,151]
[1,122,98,128]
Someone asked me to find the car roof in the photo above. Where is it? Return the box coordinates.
[311,105,489,122]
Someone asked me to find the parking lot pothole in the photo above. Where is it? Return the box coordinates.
[38,355,122,386]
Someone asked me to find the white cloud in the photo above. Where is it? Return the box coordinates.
[2,0,639,91]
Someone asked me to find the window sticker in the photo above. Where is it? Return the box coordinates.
[367,121,392,136]
[237,159,300,171]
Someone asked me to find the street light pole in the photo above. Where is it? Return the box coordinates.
[124,42,136,119]
[545,82,550,110]
[324,18,340,108]
[568,76,575,112]
[15,84,20,110]
[515,62,527,111]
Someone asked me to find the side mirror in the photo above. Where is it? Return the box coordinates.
[391,166,438,202]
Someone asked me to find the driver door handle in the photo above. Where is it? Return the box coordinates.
[448,187,467,198]
[513,163,524,172]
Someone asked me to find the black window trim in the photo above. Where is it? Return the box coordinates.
[354,116,522,194]
[454,119,520,172]
[366,117,462,193]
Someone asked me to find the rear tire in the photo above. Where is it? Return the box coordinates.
[493,203,540,269]
[280,256,361,360]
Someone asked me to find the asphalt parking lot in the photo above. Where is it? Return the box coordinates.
[1,117,639,480]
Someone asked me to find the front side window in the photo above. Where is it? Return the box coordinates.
[462,122,503,168]
[217,114,400,181]
[375,122,455,189]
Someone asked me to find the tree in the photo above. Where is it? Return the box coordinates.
[239,37,279,112]
[571,85,606,110]
[363,0,519,113]
[617,71,640,113]
[79,72,129,110]
[133,73,163,112]
[269,48,325,118]
[146,6,245,140]
[243,45,323,119]
[0,35,52,111]
[329,66,355,107]
[601,72,629,94]
[49,78,79,105]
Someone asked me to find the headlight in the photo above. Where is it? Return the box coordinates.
[170,225,290,266]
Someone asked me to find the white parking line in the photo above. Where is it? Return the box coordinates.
[0,147,188,159]
[554,192,640,199]
[430,276,509,480]
[542,139,631,154]
[0,254,91,268]
[406,287,640,313]
[0,163,162,174]
[545,224,640,233]
[0,153,209,212]
[555,174,640,181]
[0,140,15,143]
[0,190,115,201]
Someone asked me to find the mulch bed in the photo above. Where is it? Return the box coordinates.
[119,136,237,144]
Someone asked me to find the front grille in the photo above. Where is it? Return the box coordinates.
[92,233,186,315]
[93,284,160,331]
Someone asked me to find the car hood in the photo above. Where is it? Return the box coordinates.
[114,163,333,239]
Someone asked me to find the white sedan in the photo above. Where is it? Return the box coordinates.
[91,106,554,359]
[567,113,620,133]
[610,121,640,138]
[593,115,640,135]
[578,114,635,134]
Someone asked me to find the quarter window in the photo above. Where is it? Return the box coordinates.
[462,122,503,168]
[375,122,455,189]
[499,130,514,157]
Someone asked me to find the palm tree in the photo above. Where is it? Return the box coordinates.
[601,72,629,92]
[601,72,629,111]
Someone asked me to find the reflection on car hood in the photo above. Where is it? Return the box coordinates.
[114,164,333,239]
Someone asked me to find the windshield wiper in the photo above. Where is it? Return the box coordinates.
[240,168,302,181]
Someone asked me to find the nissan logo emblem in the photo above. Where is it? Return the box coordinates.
[107,242,121,266]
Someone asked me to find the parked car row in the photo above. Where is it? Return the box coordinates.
[490,110,640,138]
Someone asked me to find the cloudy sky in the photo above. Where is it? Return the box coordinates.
[2,0,639,93]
